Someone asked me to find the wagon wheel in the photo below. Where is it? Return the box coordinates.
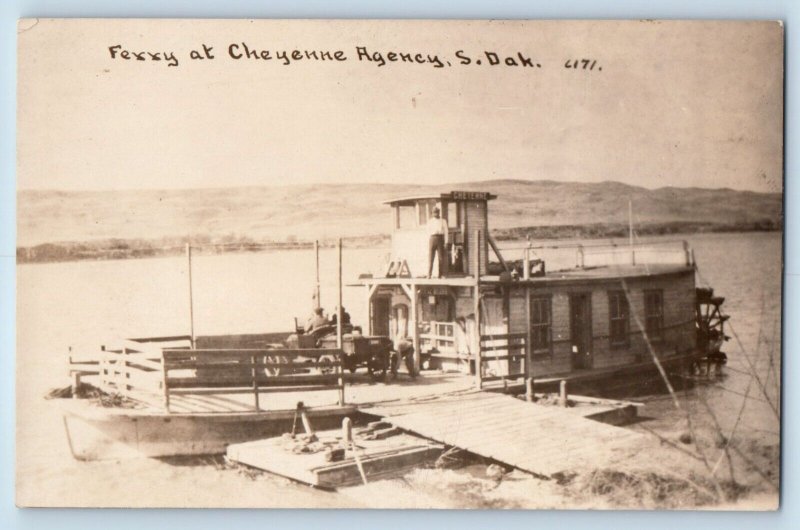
[317,354,336,375]
[368,354,388,382]
[695,287,729,364]
[341,354,358,374]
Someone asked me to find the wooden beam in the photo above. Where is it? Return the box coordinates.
[487,234,509,272]
[399,282,414,300]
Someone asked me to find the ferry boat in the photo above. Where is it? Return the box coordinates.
[53,189,728,460]
[355,191,727,393]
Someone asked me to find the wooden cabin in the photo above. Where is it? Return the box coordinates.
[356,191,702,389]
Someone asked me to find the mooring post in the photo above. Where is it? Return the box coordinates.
[559,380,568,407]
[251,354,260,411]
[342,416,353,444]
[71,372,82,399]
[185,243,196,349]
[300,407,316,439]
[161,351,171,413]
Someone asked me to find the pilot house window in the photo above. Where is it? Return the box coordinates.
[608,291,630,348]
[644,290,664,341]
[530,297,552,356]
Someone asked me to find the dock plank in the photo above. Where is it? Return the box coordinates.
[368,392,642,477]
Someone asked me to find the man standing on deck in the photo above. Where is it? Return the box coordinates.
[427,206,449,278]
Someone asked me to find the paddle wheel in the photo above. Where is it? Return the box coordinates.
[695,287,729,366]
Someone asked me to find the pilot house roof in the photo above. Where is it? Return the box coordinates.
[383,191,497,206]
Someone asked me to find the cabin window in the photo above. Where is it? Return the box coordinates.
[397,205,416,229]
[530,296,552,356]
[644,290,664,341]
[418,203,429,226]
[447,201,459,227]
[608,291,630,348]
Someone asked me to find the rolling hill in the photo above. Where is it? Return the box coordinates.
[17,179,782,251]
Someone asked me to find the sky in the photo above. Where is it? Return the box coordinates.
[17,19,784,193]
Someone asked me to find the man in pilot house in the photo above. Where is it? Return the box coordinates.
[427,205,449,278]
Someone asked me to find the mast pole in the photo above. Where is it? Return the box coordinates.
[337,238,343,349]
[314,240,321,309]
[186,243,195,349]
[628,199,633,248]
[628,199,635,265]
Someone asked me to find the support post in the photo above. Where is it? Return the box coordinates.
[683,240,691,267]
[185,243,195,349]
[559,380,568,407]
[410,284,420,375]
[337,238,345,405]
[474,231,482,389]
[525,285,533,401]
[577,244,585,268]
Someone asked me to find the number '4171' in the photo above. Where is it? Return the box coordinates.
[564,59,601,71]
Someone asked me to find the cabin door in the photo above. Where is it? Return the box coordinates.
[569,293,593,370]
[371,296,391,337]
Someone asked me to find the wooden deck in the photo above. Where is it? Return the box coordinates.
[365,391,642,477]
[86,372,477,414]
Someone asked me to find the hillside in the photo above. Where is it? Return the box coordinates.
[17,179,782,249]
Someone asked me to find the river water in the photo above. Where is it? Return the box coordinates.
[15,231,781,508]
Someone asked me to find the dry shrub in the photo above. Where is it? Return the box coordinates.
[575,468,737,509]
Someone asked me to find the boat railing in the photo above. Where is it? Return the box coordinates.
[76,337,348,413]
[478,332,527,386]
[500,239,694,272]
[419,321,456,354]
[160,347,346,412]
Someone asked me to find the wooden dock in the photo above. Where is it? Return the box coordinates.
[227,431,443,489]
[363,391,643,477]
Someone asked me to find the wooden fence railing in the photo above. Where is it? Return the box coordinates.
[161,348,346,412]
[71,336,350,413]
[479,332,528,384]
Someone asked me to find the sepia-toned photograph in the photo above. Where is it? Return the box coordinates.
[15,18,783,509]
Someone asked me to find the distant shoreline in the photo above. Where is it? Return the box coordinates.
[16,220,781,265]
